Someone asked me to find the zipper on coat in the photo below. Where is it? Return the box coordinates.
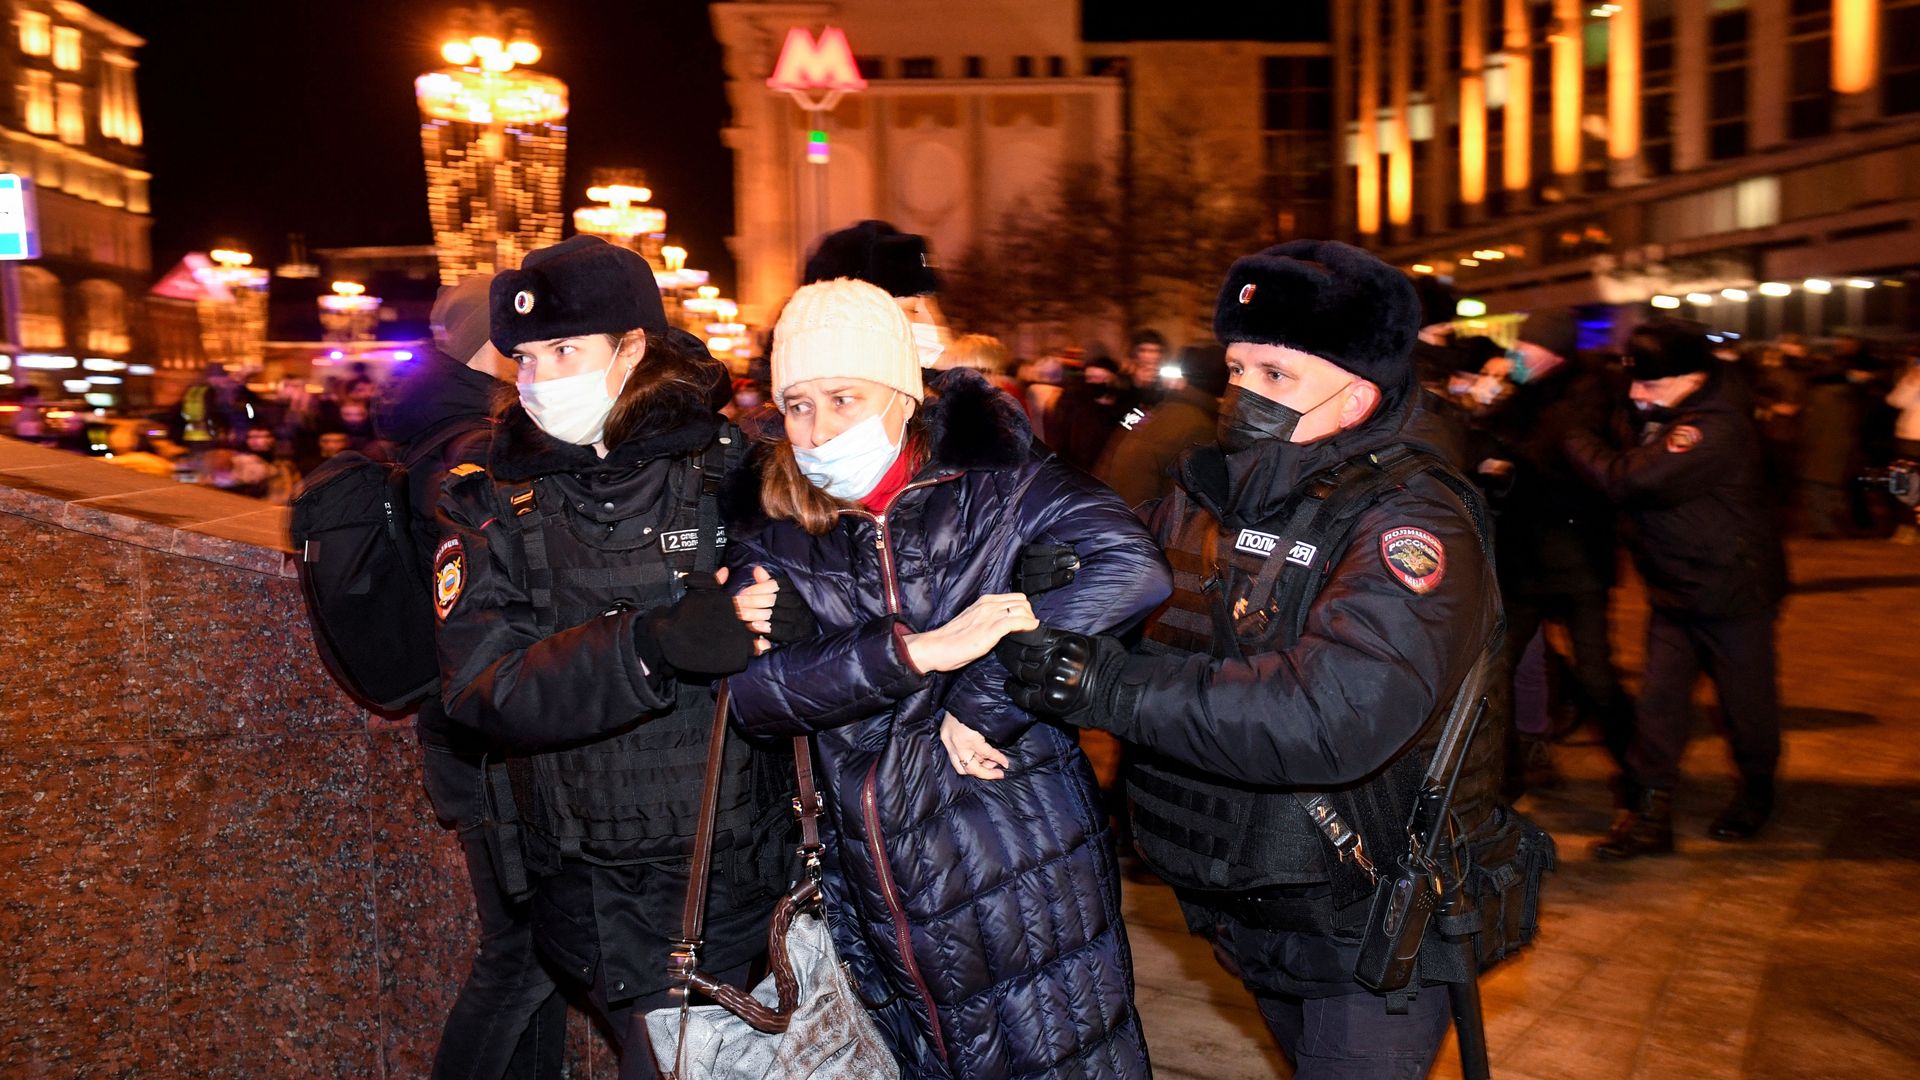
[841,472,959,1066]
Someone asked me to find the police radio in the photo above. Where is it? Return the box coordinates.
[1353,648,1493,993]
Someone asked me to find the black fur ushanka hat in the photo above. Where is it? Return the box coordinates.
[802,220,940,298]
[1213,239,1421,391]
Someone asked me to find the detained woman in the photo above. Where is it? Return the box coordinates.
[724,278,1172,1078]
[431,236,794,1079]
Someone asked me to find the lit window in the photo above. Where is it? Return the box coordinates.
[19,10,49,56]
[18,266,65,350]
[22,70,53,135]
[51,25,80,71]
[57,82,84,145]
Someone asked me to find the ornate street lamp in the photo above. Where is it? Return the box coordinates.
[416,5,567,285]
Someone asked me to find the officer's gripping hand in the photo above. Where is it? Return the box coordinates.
[643,570,757,678]
[996,625,1129,726]
[1013,542,1080,595]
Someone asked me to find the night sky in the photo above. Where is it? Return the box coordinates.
[83,1,1328,297]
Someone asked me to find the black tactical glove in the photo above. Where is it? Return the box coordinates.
[640,574,756,679]
[766,578,820,644]
[996,625,1131,726]
[1013,542,1080,595]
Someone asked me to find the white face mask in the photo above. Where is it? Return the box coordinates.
[519,353,628,446]
[794,393,905,500]
[911,321,951,368]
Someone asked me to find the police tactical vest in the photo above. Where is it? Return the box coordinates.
[1129,446,1494,929]
[498,439,780,868]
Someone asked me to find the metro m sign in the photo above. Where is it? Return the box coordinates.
[767,26,867,103]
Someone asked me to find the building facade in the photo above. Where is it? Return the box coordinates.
[712,1,1122,330]
[0,0,149,403]
[1337,0,1920,337]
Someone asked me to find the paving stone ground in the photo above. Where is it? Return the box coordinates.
[1109,538,1920,1079]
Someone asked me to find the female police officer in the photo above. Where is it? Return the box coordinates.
[431,235,793,1079]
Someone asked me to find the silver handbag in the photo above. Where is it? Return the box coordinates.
[646,684,900,1080]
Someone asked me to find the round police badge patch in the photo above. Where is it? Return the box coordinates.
[1381,526,1446,594]
[512,289,535,315]
[433,536,465,621]
[1665,424,1701,454]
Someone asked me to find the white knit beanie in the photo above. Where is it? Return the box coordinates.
[772,278,924,409]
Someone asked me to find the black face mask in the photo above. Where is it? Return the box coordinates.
[1216,385,1308,453]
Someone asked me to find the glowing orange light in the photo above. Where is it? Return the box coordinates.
[1459,0,1487,206]
[1608,0,1640,162]
[1833,0,1878,94]
[1551,0,1582,177]
[1503,0,1533,192]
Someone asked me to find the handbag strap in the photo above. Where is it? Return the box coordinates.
[675,682,735,953]
[669,681,826,1035]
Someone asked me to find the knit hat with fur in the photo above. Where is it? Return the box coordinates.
[772,278,924,408]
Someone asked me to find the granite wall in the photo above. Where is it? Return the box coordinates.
[0,437,612,1077]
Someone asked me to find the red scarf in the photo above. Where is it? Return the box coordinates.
[859,445,920,513]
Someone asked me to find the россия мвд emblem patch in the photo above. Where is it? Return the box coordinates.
[433,536,465,621]
[1380,526,1446,594]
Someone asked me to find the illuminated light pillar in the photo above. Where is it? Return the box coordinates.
[1358,0,1383,238]
[1460,0,1488,217]
[416,10,568,286]
[1387,0,1414,231]
[1608,0,1642,185]
[1833,0,1881,126]
[1502,0,1533,200]
[766,26,867,256]
[1550,0,1582,185]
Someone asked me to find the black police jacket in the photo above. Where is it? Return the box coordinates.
[431,397,784,999]
[1102,395,1502,791]
[1563,368,1787,618]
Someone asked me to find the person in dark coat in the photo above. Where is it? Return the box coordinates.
[1002,242,1545,1079]
[1472,311,1632,792]
[723,278,1170,1079]
[1046,355,1129,471]
[432,236,793,1080]
[1797,353,1861,537]
[1563,317,1788,858]
[1097,343,1230,510]
[376,273,567,1080]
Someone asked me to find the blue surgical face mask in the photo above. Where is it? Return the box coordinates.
[793,393,906,500]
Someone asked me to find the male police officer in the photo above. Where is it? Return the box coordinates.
[1003,241,1546,1077]
[1562,318,1786,858]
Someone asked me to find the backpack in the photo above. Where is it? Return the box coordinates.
[290,421,474,712]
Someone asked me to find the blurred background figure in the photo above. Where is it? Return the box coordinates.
[937,332,1021,399]
[1097,342,1229,511]
[1048,354,1130,471]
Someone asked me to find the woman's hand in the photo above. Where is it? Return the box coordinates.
[729,565,779,636]
[727,565,821,656]
[901,593,1038,674]
[940,712,1009,780]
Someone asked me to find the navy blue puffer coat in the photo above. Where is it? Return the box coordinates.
[726,369,1172,1079]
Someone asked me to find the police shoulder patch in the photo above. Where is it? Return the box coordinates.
[1380,526,1446,594]
[1665,424,1702,454]
[433,536,466,621]
[449,462,484,477]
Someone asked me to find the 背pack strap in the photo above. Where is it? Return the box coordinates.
[669,683,824,1035]
[501,479,553,631]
